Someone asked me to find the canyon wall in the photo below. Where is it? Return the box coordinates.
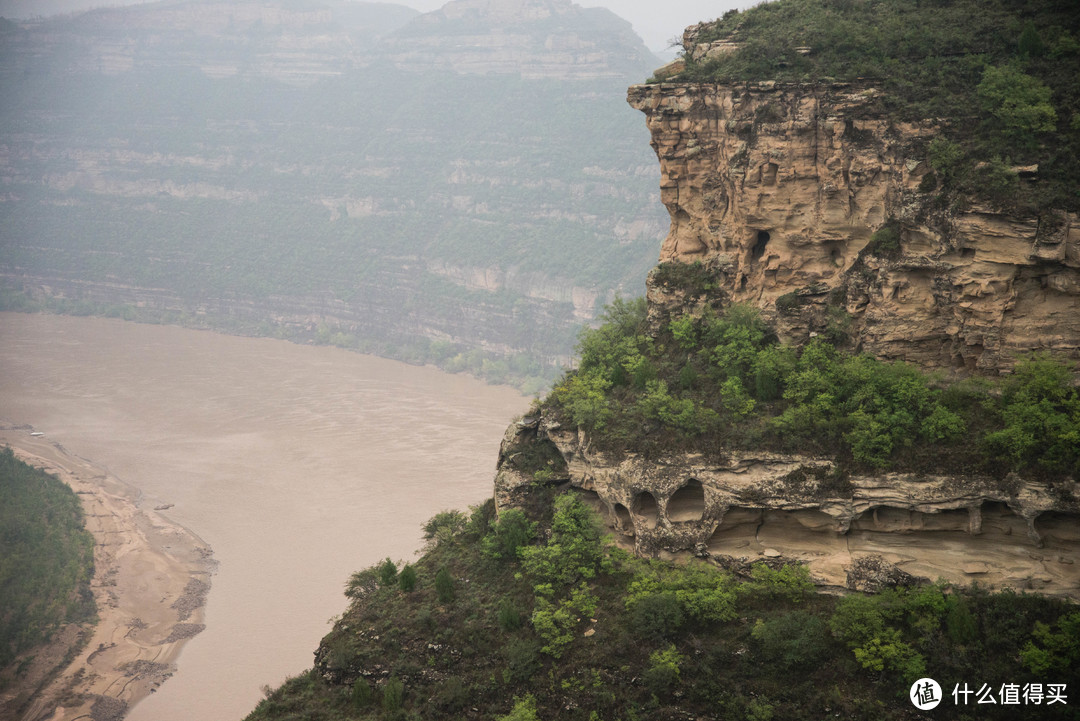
[627,81,1080,374]
[494,56,1080,598]
[496,417,1080,598]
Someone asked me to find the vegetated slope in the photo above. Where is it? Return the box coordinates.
[677,0,1080,213]
[549,291,1080,483]
[0,447,96,698]
[246,495,1080,721]
[0,0,667,392]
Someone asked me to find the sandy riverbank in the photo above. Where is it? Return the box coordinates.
[0,425,214,721]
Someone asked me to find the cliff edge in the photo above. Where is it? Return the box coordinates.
[495,17,1080,600]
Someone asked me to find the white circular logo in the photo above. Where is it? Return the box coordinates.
[910,677,942,710]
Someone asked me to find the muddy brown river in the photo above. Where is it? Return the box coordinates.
[0,312,525,721]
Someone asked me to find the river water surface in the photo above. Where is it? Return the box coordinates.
[0,312,525,721]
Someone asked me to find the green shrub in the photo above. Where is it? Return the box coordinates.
[977,64,1057,143]
[497,599,524,631]
[382,676,405,713]
[866,224,901,257]
[750,611,830,670]
[629,591,685,639]
[422,510,467,546]
[398,564,417,592]
[497,694,540,721]
[503,638,542,686]
[351,677,374,709]
[643,644,683,695]
[434,567,455,603]
[740,563,813,603]
[1021,611,1080,676]
[775,292,802,314]
[378,558,398,587]
[482,508,536,561]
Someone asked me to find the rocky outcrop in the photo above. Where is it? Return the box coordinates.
[494,55,1080,598]
[626,80,1080,373]
[495,416,1080,598]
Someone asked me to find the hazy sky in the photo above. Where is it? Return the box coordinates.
[1,0,751,55]
[397,0,749,52]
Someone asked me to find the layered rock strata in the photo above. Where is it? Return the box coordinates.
[495,418,1080,598]
[626,81,1080,373]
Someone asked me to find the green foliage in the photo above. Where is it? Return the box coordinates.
[520,495,609,588]
[345,567,380,600]
[502,638,542,686]
[643,644,683,694]
[382,676,405,713]
[636,379,719,434]
[677,0,1080,213]
[497,599,524,631]
[982,355,1080,477]
[944,596,979,645]
[774,292,803,314]
[740,563,813,603]
[773,341,965,469]
[378,558,399,587]
[750,611,830,670]
[626,561,738,633]
[928,136,968,186]
[351,677,374,709]
[0,447,97,667]
[548,294,1077,480]
[1018,22,1048,58]
[482,509,537,562]
[851,627,925,682]
[422,510,467,547]
[865,223,901,258]
[497,694,540,721]
[1020,612,1080,676]
[825,585,956,683]
[977,64,1058,143]
[434,567,455,604]
[398,564,417,593]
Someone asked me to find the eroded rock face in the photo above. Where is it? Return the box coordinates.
[626,81,1080,373]
[494,417,1080,598]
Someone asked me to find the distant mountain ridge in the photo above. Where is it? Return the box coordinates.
[0,0,666,391]
[380,0,657,78]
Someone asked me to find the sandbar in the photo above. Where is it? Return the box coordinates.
[0,424,214,721]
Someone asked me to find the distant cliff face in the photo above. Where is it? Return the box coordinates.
[378,0,656,79]
[626,80,1080,373]
[0,0,666,386]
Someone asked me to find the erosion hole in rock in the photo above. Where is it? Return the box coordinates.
[613,503,634,536]
[707,506,763,553]
[1035,511,1080,546]
[633,491,660,530]
[752,230,771,260]
[979,501,1028,538]
[919,508,973,533]
[851,506,972,534]
[667,479,706,523]
[574,488,610,526]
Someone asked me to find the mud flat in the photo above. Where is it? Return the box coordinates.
[0,427,214,721]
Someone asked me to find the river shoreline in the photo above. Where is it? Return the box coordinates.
[0,425,214,721]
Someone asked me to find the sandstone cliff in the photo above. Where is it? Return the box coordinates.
[626,80,1080,374]
[494,37,1080,599]
[496,416,1080,598]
